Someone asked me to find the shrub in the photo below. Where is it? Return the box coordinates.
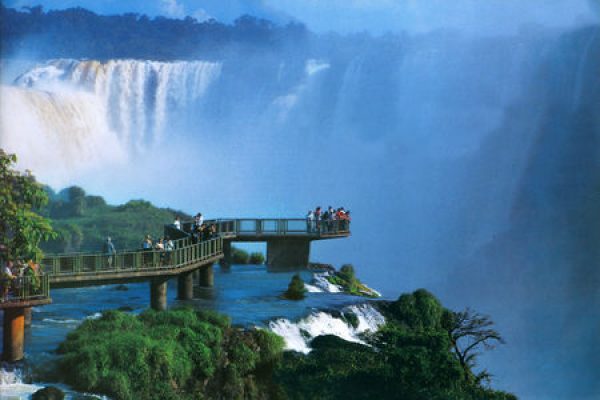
[249,252,265,264]
[56,308,283,400]
[283,274,307,300]
[232,247,250,264]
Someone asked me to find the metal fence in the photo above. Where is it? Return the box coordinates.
[193,218,351,236]
[1,274,50,304]
[41,236,223,277]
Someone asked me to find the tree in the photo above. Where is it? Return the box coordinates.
[444,308,504,384]
[0,149,56,261]
[283,274,306,300]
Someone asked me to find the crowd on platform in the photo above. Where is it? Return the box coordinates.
[306,206,351,233]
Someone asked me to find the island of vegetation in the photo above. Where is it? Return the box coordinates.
[47,289,515,400]
[324,264,380,298]
[283,274,307,300]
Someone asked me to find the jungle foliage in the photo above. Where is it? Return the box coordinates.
[57,308,285,400]
[277,289,515,400]
[0,149,56,262]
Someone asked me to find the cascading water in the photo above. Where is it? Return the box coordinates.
[268,304,385,354]
[15,59,222,150]
[1,59,222,187]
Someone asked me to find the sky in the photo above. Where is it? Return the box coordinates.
[3,0,597,35]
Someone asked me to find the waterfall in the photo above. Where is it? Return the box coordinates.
[14,59,222,150]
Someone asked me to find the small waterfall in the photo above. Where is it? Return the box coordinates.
[0,367,43,398]
[268,303,385,354]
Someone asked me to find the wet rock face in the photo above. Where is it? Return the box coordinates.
[32,386,65,400]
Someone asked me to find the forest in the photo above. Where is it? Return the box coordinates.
[0,4,310,60]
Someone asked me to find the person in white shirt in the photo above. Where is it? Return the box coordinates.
[173,216,181,230]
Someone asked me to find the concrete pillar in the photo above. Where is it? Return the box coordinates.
[219,240,232,267]
[3,308,25,362]
[177,271,194,300]
[267,238,311,268]
[150,278,168,311]
[24,307,32,327]
[199,264,214,287]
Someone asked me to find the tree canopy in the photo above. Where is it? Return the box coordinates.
[0,149,56,262]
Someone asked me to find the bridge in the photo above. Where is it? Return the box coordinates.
[0,218,350,361]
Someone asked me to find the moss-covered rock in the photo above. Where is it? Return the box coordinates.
[32,386,65,400]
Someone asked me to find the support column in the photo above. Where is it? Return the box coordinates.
[24,307,32,327]
[199,264,214,287]
[219,240,232,268]
[3,308,25,362]
[266,238,311,268]
[177,271,194,300]
[150,278,169,311]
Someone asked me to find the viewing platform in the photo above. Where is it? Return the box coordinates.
[0,217,350,361]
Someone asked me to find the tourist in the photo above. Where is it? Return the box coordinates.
[103,237,116,268]
[1,260,14,301]
[155,238,165,265]
[142,235,152,251]
[173,216,181,230]
[306,210,315,232]
[315,206,322,233]
[194,213,204,230]
[165,237,175,264]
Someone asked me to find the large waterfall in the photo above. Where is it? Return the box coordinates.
[1,59,221,185]
[14,59,222,150]
[0,25,599,399]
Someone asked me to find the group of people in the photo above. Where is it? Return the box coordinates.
[174,213,219,243]
[306,206,351,233]
[1,258,42,302]
[141,234,175,265]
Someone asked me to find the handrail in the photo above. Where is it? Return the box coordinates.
[182,218,351,237]
[41,236,223,277]
[1,274,50,304]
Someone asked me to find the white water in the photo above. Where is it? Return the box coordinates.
[0,368,43,399]
[309,272,342,293]
[1,59,221,187]
[15,59,222,150]
[268,303,385,354]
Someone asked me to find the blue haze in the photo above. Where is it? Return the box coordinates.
[1,2,599,400]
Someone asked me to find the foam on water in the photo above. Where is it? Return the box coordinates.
[268,303,385,354]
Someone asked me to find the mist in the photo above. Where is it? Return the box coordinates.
[1,3,599,399]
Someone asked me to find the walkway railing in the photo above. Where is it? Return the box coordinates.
[41,237,223,277]
[1,275,50,304]
[183,218,351,237]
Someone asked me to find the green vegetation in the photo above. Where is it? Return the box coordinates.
[325,264,380,298]
[56,308,285,400]
[1,5,308,61]
[231,247,266,264]
[249,252,266,264]
[277,289,515,400]
[39,184,267,261]
[283,274,307,300]
[54,291,514,400]
[39,186,189,253]
[0,150,56,262]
